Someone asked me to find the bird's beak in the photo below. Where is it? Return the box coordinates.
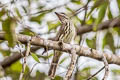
[55,12,62,21]
[55,12,60,16]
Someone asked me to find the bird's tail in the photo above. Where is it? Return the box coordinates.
[48,50,62,79]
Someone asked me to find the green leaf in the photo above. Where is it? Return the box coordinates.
[86,37,96,49]
[112,69,120,75]
[86,16,95,25]
[71,0,81,4]
[0,9,5,19]
[78,66,96,80]
[24,65,30,74]
[107,6,113,19]
[31,52,40,63]
[2,17,16,47]
[30,13,45,24]
[15,8,22,19]
[28,0,31,6]
[113,27,120,36]
[0,49,11,56]
[53,76,63,80]
[87,0,105,18]
[35,71,46,80]
[66,7,73,12]
[10,61,22,72]
[102,32,115,53]
[47,21,60,31]
[20,28,36,36]
[37,53,53,60]
[37,5,45,10]
[94,1,108,30]
[82,66,93,72]
[59,56,69,64]
[117,0,120,14]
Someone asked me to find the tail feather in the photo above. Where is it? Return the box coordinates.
[48,50,62,78]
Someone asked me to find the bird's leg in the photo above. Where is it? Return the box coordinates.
[42,39,49,55]
[42,47,48,55]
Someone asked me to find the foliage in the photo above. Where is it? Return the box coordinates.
[31,52,40,63]
[86,36,96,49]
[0,0,120,80]
[102,31,115,53]
[2,17,16,47]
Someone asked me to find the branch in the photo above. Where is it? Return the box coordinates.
[19,41,31,80]
[30,2,69,15]
[0,33,120,68]
[102,54,109,80]
[87,54,109,80]
[77,17,120,35]
[0,17,120,68]
[65,49,77,80]
[0,45,40,68]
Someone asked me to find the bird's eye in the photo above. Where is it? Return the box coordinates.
[60,13,65,15]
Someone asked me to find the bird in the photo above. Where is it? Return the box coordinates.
[48,12,76,79]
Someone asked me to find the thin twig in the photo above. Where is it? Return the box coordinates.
[87,53,109,80]
[87,66,105,80]
[74,1,90,76]
[65,49,77,80]
[70,6,86,18]
[82,0,91,25]
[25,63,39,80]
[102,54,109,80]
[28,2,69,15]
[19,41,31,80]
[8,10,31,29]
[70,3,91,18]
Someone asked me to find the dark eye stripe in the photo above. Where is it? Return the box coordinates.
[61,13,65,15]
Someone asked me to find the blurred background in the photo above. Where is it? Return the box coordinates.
[0,0,120,80]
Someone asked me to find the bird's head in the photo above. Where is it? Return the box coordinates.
[55,12,69,23]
